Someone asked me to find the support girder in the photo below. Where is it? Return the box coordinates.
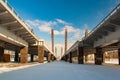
[0,20,17,26]
[0,11,8,16]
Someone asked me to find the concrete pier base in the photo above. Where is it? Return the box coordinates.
[31,54,34,62]
[20,47,28,63]
[38,46,44,63]
[78,47,84,64]
[14,50,19,62]
[95,47,103,65]
[0,47,4,62]
[118,48,120,65]
[47,53,51,62]
[69,52,72,63]
[65,55,68,62]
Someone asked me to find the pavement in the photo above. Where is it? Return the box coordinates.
[0,61,120,80]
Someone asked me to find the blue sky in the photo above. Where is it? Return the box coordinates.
[8,0,120,57]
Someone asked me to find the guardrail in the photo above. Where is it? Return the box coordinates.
[1,0,34,34]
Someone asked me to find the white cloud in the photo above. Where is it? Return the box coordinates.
[54,30,61,35]
[56,18,70,25]
[26,19,89,56]
[26,19,57,33]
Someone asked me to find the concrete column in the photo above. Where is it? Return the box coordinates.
[78,47,84,64]
[14,50,19,62]
[51,55,55,61]
[38,46,44,63]
[118,48,120,65]
[20,47,28,63]
[53,56,55,61]
[31,54,34,62]
[95,47,103,65]
[0,47,4,62]
[51,54,53,61]
[47,53,51,62]
[65,55,68,62]
[84,54,88,63]
[69,52,72,63]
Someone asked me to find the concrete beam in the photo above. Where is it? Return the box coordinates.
[84,47,95,55]
[9,27,24,32]
[1,21,17,26]
[0,11,8,16]
[94,28,120,47]
[110,22,120,27]
[0,26,28,47]
[16,31,29,36]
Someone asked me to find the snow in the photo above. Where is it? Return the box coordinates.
[0,61,120,80]
[0,62,47,74]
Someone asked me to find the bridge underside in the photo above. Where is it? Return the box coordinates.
[62,4,120,65]
[0,1,56,63]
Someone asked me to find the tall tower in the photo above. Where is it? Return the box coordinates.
[85,28,89,39]
[51,29,54,53]
[65,28,67,53]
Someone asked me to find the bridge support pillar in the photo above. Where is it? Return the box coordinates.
[38,46,44,63]
[65,55,68,62]
[0,47,4,62]
[69,52,72,63]
[20,47,28,63]
[14,50,19,62]
[31,54,34,62]
[84,54,88,63]
[51,55,55,61]
[95,47,103,65]
[78,47,84,64]
[118,48,120,65]
[47,53,51,62]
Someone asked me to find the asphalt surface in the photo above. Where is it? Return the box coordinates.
[0,61,120,80]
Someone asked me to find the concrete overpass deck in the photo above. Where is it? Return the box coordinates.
[0,0,38,47]
[62,4,120,65]
[0,0,56,63]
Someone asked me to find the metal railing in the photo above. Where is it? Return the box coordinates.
[1,0,34,34]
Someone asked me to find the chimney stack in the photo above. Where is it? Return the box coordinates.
[85,28,88,39]
[51,29,54,53]
[65,28,67,53]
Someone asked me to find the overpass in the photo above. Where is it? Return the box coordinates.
[0,0,56,63]
[62,4,120,65]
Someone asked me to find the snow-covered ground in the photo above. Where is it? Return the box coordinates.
[0,61,120,80]
[0,61,47,74]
